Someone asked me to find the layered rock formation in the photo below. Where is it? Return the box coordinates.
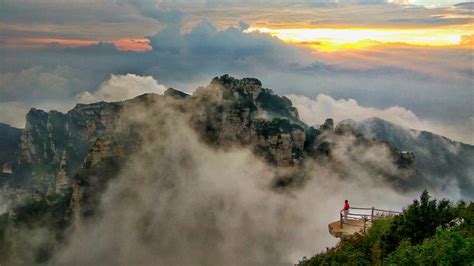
[2,75,425,214]
[190,75,305,166]
[0,123,22,180]
[12,102,122,192]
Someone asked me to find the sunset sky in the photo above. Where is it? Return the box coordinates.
[1,0,473,143]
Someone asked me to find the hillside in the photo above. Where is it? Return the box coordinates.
[298,191,473,265]
[1,75,422,198]
[0,75,469,265]
[355,117,474,199]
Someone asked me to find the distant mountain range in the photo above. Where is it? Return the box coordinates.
[1,75,472,212]
[354,117,474,199]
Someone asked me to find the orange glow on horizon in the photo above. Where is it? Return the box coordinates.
[246,27,473,51]
[114,38,152,52]
[20,38,98,46]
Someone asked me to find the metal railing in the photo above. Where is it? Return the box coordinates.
[340,206,401,233]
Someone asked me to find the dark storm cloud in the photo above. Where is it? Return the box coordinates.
[0,20,314,101]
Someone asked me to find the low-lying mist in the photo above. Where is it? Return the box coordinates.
[53,100,423,265]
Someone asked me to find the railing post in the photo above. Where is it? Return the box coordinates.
[371,207,374,221]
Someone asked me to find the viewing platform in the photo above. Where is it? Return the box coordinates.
[328,207,401,238]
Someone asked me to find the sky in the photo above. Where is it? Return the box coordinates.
[0,0,473,143]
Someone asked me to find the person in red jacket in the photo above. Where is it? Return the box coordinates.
[342,200,350,223]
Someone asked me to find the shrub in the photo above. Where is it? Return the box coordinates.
[299,191,473,265]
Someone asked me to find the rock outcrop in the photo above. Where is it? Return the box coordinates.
[189,75,305,166]
[14,101,123,192]
[319,118,334,132]
[1,75,429,213]
[0,123,22,181]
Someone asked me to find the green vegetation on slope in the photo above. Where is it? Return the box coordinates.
[298,191,474,266]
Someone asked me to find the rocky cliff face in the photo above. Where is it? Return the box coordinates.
[1,75,422,212]
[12,101,123,193]
[189,75,305,166]
[0,123,22,181]
[70,75,312,214]
[68,75,423,216]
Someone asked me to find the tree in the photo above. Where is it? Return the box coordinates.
[386,228,473,265]
[298,191,473,265]
[380,190,458,255]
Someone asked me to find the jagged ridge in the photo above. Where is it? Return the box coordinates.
[1,75,421,209]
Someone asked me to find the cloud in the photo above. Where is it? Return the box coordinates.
[120,0,184,27]
[288,94,421,126]
[0,0,160,42]
[4,76,465,264]
[76,74,167,104]
[287,94,474,144]
[0,65,88,101]
[460,34,474,46]
[0,73,167,128]
[0,101,73,129]
[0,2,471,263]
[53,100,421,265]
[4,0,470,45]
[178,1,473,30]
[455,2,474,9]
[0,102,31,128]
[1,20,315,93]
[152,0,413,7]
[411,0,466,7]
[386,16,472,25]
[0,19,472,144]
[146,20,314,70]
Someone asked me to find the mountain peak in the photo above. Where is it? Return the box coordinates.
[355,117,474,199]
[164,88,190,99]
[26,107,48,118]
[5,74,463,200]
[319,118,334,132]
[212,74,263,88]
